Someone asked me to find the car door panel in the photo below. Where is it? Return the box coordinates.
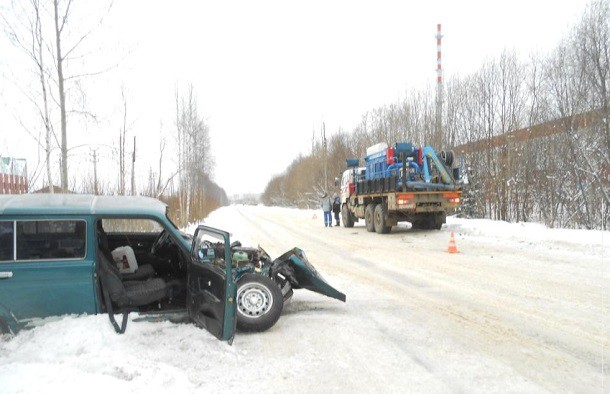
[0,261,96,320]
[187,269,224,337]
[187,226,236,342]
[0,218,97,329]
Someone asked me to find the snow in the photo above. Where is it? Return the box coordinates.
[1,205,608,393]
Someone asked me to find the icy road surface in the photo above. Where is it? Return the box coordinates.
[1,205,608,393]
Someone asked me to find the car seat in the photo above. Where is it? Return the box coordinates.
[96,221,156,281]
[97,247,170,333]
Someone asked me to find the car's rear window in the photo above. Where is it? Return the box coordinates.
[0,221,14,261]
[15,220,86,260]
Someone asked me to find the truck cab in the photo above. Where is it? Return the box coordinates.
[340,167,365,203]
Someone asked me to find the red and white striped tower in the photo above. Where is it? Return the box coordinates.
[435,23,444,147]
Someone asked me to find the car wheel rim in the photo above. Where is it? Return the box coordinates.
[237,283,273,319]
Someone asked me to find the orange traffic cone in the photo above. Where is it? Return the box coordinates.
[312,213,318,219]
[446,231,459,254]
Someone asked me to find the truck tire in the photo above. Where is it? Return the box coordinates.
[374,204,391,234]
[365,204,376,232]
[236,274,284,332]
[423,214,435,230]
[411,215,430,230]
[433,211,446,230]
[341,205,354,228]
[441,150,454,167]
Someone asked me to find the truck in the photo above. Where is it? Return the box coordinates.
[339,142,464,233]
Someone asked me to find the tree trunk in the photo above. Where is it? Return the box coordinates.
[54,0,68,192]
[35,1,53,193]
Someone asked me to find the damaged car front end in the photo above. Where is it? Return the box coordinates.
[192,227,346,334]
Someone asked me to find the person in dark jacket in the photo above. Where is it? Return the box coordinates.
[320,193,332,227]
[332,193,341,227]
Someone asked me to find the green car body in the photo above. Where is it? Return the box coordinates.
[0,194,345,342]
[0,194,236,340]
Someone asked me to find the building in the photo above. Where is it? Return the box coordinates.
[0,157,28,194]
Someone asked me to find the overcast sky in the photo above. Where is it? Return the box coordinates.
[0,0,591,196]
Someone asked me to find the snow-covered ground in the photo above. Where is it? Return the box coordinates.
[1,205,608,393]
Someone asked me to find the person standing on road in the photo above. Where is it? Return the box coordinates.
[320,193,332,227]
[332,193,341,227]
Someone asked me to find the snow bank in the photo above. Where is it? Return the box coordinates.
[446,216,608,247]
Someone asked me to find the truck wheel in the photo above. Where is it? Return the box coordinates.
[374,204,391,234]
[236,274,284,332]
[433,212,446,230]
[423,215,436,230]
[441,150,454,167]
[365,204,376,232]
[341,205,354,228]
[411,215,429,230]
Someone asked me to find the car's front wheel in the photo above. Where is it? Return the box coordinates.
[236,274,284,332]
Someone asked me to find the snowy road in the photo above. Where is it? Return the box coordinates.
[1,205,608,393]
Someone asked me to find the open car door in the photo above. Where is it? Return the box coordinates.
[187,226,236,343]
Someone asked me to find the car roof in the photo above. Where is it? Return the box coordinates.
[0,194,167,216]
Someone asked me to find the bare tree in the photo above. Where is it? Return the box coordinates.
[118,87,128,195]
[173,84,215,225]
[3,0,114,192]
[52,0,68,190]
[2,0,56,192]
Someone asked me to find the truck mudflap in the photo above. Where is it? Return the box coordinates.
[271,248,346,303]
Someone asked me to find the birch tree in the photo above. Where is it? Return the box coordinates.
[2,0,113,192]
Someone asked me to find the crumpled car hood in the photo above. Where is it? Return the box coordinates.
[270,247,346,302]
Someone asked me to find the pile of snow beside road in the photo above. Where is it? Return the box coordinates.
[447,217,605,247]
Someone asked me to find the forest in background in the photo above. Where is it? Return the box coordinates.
[262,0,609,230]
[57,83,228,228]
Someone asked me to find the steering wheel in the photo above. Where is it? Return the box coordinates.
[150,230,171,255]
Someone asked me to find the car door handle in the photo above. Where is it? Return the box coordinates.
[0,272,13,279]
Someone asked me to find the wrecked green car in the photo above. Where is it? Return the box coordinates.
[0,194,346,343]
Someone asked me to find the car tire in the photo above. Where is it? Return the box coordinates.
[374,204,391,234]
[341,205,354,228]
[365,204,376,232]
[236,274,284,332]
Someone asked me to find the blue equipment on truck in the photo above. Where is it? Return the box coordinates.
[340,142,464,233]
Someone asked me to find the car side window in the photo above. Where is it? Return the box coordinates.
[0,221,14,261]
[16,220,86,260]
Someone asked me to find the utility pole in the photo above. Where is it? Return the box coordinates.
[131,136,136,195]
[119,131,125,195]
[91,149,99,195]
